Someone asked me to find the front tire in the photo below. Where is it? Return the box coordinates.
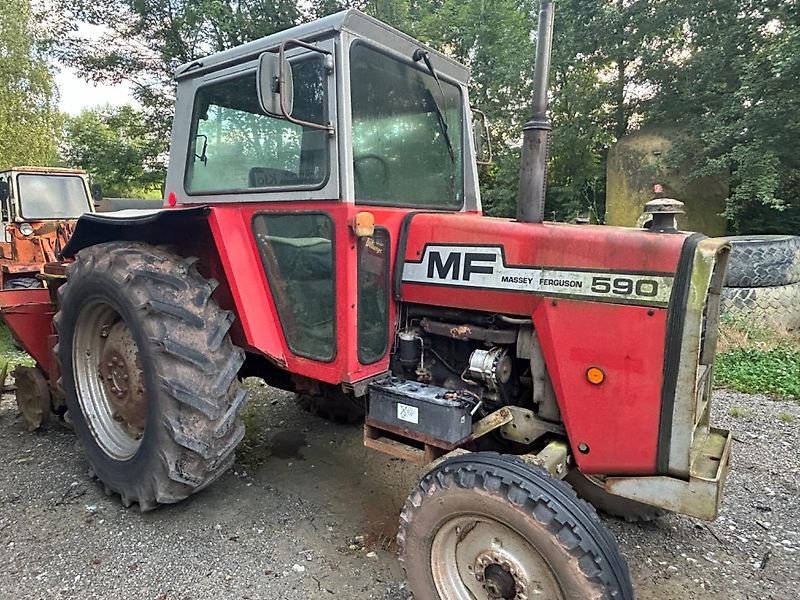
[399,452,633,600]
[55,242,248,510]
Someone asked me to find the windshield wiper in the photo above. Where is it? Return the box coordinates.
[413,49,455,163]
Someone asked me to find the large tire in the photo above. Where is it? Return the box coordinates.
[565,469,667,523]
[55,242,248,511]
[721,282,800,331]
[723,235,800,288]
[4,276,43,289]
[399,452,634,600]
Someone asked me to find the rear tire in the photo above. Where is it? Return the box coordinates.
[565,469,668,522]
[55,242,248,510]
[399,452,634,600]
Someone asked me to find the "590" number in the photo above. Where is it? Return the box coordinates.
[590,276,659,298]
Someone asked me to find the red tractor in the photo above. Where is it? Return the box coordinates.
[1,5,732,598]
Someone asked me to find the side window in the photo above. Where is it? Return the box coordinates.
[358,229,390,363]
[253,213,335,361]
[186,58,329,194]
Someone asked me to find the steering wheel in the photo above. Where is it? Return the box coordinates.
[353,154,390,191]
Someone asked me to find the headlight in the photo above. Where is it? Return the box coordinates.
[19,223,34,236]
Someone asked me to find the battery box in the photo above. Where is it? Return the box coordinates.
[368,378,475,447]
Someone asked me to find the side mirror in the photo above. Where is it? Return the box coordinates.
[258,51,294,117]
[472,108,493,165]
[91,183,103,204]
[258,40,333,132]
[0,181,8,203]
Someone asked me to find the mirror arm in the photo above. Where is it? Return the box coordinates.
[278,40,335,132]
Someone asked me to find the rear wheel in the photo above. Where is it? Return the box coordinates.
[399,452,634,600]
[55,242,248,510]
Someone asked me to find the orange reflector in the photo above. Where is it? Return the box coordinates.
[352,211,375,237]
[586,367,605,385]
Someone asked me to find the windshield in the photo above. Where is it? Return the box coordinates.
[350,44,464,208]
[16,174,92,219]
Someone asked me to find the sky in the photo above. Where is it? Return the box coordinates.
[56,66,135,115]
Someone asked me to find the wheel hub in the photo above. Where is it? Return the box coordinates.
[430,516,562,600]
[475,550,528,600]
[99,322,146,439]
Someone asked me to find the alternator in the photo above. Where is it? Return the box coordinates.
[468,347,512,391]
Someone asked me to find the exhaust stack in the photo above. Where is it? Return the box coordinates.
[517,1,555,224]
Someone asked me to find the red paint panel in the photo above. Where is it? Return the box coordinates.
[0,289,55,376]
[534,300,666,474]
[208,207,287,364]
[207,203,407,385]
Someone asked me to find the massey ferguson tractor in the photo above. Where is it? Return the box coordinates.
[0,4,733,598]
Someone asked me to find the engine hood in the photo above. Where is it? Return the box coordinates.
[397,212,695,314]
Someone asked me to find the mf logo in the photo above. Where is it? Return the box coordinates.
[426,250,497,281]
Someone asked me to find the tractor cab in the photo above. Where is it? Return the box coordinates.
[170,9,480,212]
[0,166,95,288]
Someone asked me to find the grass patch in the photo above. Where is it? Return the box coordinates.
[727,406,749,418]
[714,317,800,401]
[0,325,35,369]
[779,412,795,423]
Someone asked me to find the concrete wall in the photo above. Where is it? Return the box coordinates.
[606,129,728,236]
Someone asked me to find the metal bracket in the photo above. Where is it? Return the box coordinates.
[499,405,564,445]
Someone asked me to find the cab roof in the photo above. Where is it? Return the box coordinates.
[174,8,470,85]
[1,166,88,176]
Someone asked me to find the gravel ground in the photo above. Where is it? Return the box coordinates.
[0,384,797,599]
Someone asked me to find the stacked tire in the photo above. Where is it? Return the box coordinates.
[721,235,800,332]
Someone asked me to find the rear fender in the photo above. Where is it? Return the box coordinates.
[60,207,286,366]
[60,207,210,258]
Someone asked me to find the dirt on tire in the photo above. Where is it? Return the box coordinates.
[399,452,634,599]
[55,241,248,510]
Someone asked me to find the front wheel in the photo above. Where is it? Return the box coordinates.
[55,242,248,510]
[399,452,634,600]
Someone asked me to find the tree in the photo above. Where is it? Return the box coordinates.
[54,1,303,137]
[62,105,164,198]
[645,0,800,233]
[0,0,60,167]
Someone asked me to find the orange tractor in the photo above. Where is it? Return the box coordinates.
[0,166,96,289]
[0,5,734,598]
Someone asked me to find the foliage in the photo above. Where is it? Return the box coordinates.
[715,318,800,401]
[53,1,304,137]
[646,0,800,234]
[715,346,800,401]
[62,105,164,198]
[0,326,35,370]
[46,1,800,231]
[0,0,60,168]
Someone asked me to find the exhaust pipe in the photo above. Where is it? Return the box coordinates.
[517,1,555,224]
